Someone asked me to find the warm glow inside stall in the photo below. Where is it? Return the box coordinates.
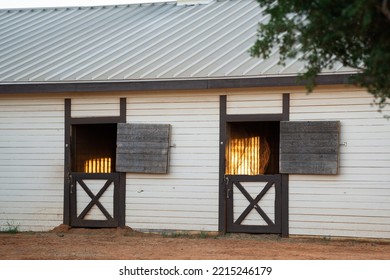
[72,124,117,174]
[225,122,280,175]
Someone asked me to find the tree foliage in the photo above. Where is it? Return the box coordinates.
[250,0,390,109]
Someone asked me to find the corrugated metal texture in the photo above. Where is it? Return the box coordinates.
[0,0,353,84]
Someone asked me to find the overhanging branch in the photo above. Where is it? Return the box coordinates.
[381,0,390,20]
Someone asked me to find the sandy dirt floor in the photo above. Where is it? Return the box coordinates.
[1,226,390,260]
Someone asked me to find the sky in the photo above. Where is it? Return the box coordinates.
[0,0,168,9]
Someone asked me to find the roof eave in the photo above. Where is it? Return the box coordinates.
[0,74,356,94]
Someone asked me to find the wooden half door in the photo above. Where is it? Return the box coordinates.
[68,123,124,228]
[225,175,282,233]
[69,173,120,227]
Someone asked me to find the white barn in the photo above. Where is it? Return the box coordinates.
[0,0,389,239]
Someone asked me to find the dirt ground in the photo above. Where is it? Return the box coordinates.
[1,225,390,260]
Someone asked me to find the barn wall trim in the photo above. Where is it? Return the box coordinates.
[0,74,354,94]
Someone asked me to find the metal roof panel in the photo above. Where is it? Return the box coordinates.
[0,0,355,84]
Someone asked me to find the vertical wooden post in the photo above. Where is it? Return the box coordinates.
[63,99,71,225]
[218,95,227,232]
[119,97,127,123]
[281,93,290,237]
[118,97,127,227]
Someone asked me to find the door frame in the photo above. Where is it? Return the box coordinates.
[218,94,290,237]
[63,98,127,227]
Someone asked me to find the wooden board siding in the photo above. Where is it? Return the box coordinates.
[125,91,221,231]
[289,87,390,239]
[116,123,170,174]
[0,95,64,231]
[70,96,121,118]
[280,121,340,175]
[226,91,283,115]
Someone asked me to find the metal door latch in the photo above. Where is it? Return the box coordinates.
[70,184,74,194]
[69,173,74,194]
[226,188,231,199]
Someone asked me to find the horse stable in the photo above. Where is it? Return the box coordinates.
[0,0,389,239]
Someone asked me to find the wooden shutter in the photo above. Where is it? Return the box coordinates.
[116,123,170,174]
[280,121,340,175]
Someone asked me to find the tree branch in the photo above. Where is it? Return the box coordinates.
[381,0,390,21]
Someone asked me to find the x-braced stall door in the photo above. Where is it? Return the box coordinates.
[68,123,123,228]
[223,121,283,234]
[225,175,282,233]
[64,98,127,228]
[69,173,120,227]
[219,94,289,236]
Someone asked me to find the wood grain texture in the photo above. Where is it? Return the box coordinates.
[116,123,170,174]
[280,121,340,174]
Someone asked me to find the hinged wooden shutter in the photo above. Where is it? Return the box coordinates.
[116,123,170,174]
[280,121,340,175]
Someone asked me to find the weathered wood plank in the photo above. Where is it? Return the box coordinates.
[280,132,339,141]
[121,165,167,174]
[117,142,169,150]
[281,153,338,162]
[280,161,338,175]
[117,135,169,143]
[116,124,170,136]
[280,121,340,175]
[280,121,340,133]
[116,123,170,174]
[116,157,168,168]
[280,141,339,154]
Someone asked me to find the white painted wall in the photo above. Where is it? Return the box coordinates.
[289,87,390,238]
[71,96,121,118]
[125,91,221,231]
[227,90,283,115]
[0,95,64,231]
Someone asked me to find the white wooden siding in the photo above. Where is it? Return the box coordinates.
[226,90,283,115]
[289,87,390,238]
[70,96,120,118]
[0,95,64,231]
[125,91,220,231]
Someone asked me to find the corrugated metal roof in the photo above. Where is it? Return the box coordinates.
[0,0,354,84]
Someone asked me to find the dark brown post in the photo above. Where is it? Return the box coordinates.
[218,95,227,232]
[63,99,71,225]
[281,93,290,237]
[118,97,127,227]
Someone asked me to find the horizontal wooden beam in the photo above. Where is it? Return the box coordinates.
[226,114,285,122]
[70,116,122,125]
